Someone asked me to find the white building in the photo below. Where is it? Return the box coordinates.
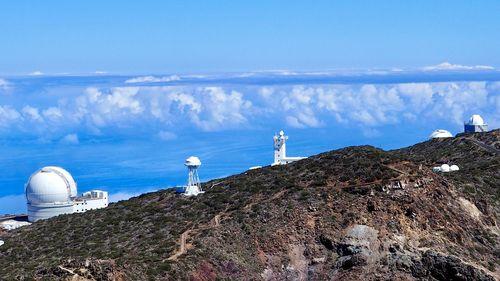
[0,219,31,231]
[464,114,488,133]
[25,166,108,222]
[176,156,204,196]
[272,130,306,165]
[432,164,459,173]
[73,190,109,213]
[429,129,453,139]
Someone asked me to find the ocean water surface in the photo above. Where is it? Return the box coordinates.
[1,70,499,213]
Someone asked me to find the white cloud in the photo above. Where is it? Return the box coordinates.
[60,133,79,144]
[362,128,382,138]
[75,87,144,128]
[157,130,177,141]
[286,116,304,128]
[396,83,434,111]
[22,105,42,121]
[286,110,321,128]
[125,75,181,83]
[139,86,253,131]
[0,106,21,127]
[258,81,500,129]
[29,71,44,76]
[42,107,63,120]
[188,87,252,131]
[279,86,323,128]
[426,81,489,125]
[288,113,319,128]
[271,70,298,76]
[271,84,404,128]
[0,80,497,138]
[258,87,274,99]
[0,79,9,91]
[423,62,494,71]
[58,86,252,132]
[170,92,202,114]
[106,87,143,114]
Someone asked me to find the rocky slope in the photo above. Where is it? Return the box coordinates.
[0,130,498,280]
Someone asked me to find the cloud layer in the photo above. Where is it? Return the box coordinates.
[0,80,498,141]
[423,62,495,71]
[125,75,181,83]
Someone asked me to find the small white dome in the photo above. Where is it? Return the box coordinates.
[450,165,460,171]
[184,156,201,167]
[467,114,485,126]
[440,164,451,172]
[430,129,453,139]
[25,166,77,205]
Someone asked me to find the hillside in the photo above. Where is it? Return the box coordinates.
[0,130,499,280]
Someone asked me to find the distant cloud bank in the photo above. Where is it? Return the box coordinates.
[0,78,9,90]
[60,133,79,145]
[125,75,181,83]
[423,62,495,71]
[0,74,498,143]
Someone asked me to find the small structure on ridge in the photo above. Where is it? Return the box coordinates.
[429,129,453,139]
[183,156,204,196]
[272,130,306,165]
[464,114,488,133]
[433,164,459,173]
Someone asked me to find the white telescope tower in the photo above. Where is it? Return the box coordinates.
[272,130,306,165]
[184,156,204,196]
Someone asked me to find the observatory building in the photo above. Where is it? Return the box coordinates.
[464,114,488,133]
[433,164,459,173]
[273,130,306,165]
[25,166,108,222]
[429,129,453,139]
[178,156,204,196]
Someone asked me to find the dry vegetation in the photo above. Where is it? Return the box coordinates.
[0,130,498,280]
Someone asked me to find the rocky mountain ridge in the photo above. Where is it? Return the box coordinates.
[0,130,499,280]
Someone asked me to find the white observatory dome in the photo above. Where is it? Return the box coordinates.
[450,165,460,171]
[467,114,485,126]
[25,166,77,205]
[25,166,78,222]
[440,164,451,173]
[185,156,201,167]
[430,129,453,139]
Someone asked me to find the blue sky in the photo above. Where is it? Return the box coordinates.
[1,1,500,74]
[0,1,499,214]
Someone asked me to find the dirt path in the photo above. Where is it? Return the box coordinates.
[165,214,223,261]
[167,230,191,261]
[212,214,221,227]
[166,189,295,261]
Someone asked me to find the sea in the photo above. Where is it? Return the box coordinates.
[1,70,499,213]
